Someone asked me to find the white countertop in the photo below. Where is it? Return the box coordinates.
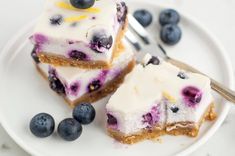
[0,0,235,155]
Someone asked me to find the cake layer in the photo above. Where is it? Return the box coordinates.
[106,54,216,143]
[30,0,128,69]
[33,42,135,107]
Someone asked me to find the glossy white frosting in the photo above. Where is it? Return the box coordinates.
[106,54,213,135]
[31,0,126,62]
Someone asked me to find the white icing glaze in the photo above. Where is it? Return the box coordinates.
[37,42,134,102]
[31,0,126,62]
[106,54,213,135]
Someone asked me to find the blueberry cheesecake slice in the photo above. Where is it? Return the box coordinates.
[30,0,128,69]
[106,54,216,144]
[32,42,135,107]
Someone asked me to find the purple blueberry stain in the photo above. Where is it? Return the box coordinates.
[142,105,161,127]
[100,70,109,81]
[107,113,118,130]
[143,113,152,124]
[68,50,89,61]
[87,70,109,93]
[112,69,122,78]
[182,86,202,107]
[33,34,48,45]
[68,81,80,96]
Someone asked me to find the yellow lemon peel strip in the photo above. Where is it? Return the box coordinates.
[163,91,176,103]
[55,2,100,13]
[64,15,88,22]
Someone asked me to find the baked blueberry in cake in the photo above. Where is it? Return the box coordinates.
[30,0,128,69]
[34,42,135,107]
[106,54,216,144]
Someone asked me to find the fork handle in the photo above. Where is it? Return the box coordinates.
[167,58,235,103]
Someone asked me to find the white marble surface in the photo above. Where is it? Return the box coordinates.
[0,0,235,155]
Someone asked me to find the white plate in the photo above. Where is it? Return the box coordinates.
[0,1,234,156]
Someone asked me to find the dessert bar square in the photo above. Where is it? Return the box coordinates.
[106,54,216,144]
[33,42,135,107]
[30,0,128,69]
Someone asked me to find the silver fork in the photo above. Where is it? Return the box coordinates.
[125,14,235,104]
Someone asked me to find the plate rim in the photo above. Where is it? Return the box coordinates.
[0,1,234,156]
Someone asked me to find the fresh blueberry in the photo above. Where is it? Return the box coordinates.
[159,9,180,26]
[57,118,82,141]
[160,24,182,45]
[48,70,65,95]
[170,106,179,113]
[107,114,117,126]
[147,56,160,65]
[87,80,101,92]
[30,113,55,138]
[177,72,188,79]
[182,86,202,106]
[133,9,153,27]
[73,103,96,125]
[90,33,113,53]
[70,0,95,9]
[68,50,87,60]
[116,2,128,23]
[50,15,63,25]
[31,47,40,64]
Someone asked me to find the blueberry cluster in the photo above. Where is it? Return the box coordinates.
[30,103,96,141]
[159,9,182,45]
[133,8,182,45]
